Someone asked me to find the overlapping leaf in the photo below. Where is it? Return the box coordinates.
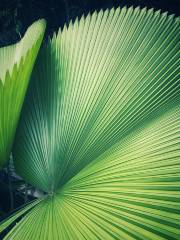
[1,6,180,239]
[0,19,46,167]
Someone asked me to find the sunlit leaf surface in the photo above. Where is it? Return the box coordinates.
[0,19,46,167]
[1,6,180,240]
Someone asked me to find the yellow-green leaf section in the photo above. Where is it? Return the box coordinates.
[0,19,46,167]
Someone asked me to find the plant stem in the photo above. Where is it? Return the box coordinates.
[24,182,28,203]
[7,154,14,211]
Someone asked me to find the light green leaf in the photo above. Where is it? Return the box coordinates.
[1,6,180,239]
[0,19,46,167]
[0,199,43,233]
[2,104,180,239]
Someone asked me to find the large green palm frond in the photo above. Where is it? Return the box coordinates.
[1,6,180,239]
[0,19,46,167]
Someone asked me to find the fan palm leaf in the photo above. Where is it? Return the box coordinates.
[1,6,180,239]
[0,19,46,167]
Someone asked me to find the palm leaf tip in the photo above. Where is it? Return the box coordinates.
[0,19,46,168]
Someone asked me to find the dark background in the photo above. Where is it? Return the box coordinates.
[0,0,180,47]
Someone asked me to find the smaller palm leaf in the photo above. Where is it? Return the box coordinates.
[0,19,46,167]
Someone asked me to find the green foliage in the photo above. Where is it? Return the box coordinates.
[0,6,180,240]
[0,19,46,168]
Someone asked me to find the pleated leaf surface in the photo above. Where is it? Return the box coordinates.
[0,19,46,167]
[1,6,180,240]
